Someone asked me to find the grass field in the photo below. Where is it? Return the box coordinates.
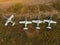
[0,0,60,45]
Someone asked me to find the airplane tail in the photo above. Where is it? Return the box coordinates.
[12,22,16,26]
[46,27,51,29]
[3,15,8,19]
[36,27,40,29]
[24,28,28,30]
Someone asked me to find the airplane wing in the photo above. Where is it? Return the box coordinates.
[32,20,43,23]
[8,15,14,20]
[32,20,38,23]
[26,21,32,24]
[44,20,50,22]
[19,21,25,24]
[39,21,43,23]
[3,15,8,19]
[5,15,14,23]
[5,20,10,26]
[50,21,57,24]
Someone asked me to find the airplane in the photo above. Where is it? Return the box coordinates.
[19,17,32,30]
[32,17,43,29]
[4,15,15,26]
[44,17,57,29]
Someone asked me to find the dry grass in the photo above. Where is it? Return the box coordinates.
[0,2,60,45]
[0,14,60,45]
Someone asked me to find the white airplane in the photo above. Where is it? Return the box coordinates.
[4,15,15,26]
[19,17,32,30]
[32,17,43,29]
[44,18,57,29]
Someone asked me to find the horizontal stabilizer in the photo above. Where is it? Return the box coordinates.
[12,22,16,26]
[46,27,51,29]
[36,27,40,29]
[24,28,28,30]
